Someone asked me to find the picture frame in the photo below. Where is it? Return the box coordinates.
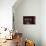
[23,16,36,24]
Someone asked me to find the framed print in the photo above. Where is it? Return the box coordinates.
[23,16,36,24]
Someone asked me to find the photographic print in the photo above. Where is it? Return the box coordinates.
[23,16,36,24]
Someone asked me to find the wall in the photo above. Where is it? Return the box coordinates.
[13,0,41,46]
[0,0,16,30]
[41,0,46,46]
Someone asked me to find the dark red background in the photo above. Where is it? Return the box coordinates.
[23,16,36,24]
